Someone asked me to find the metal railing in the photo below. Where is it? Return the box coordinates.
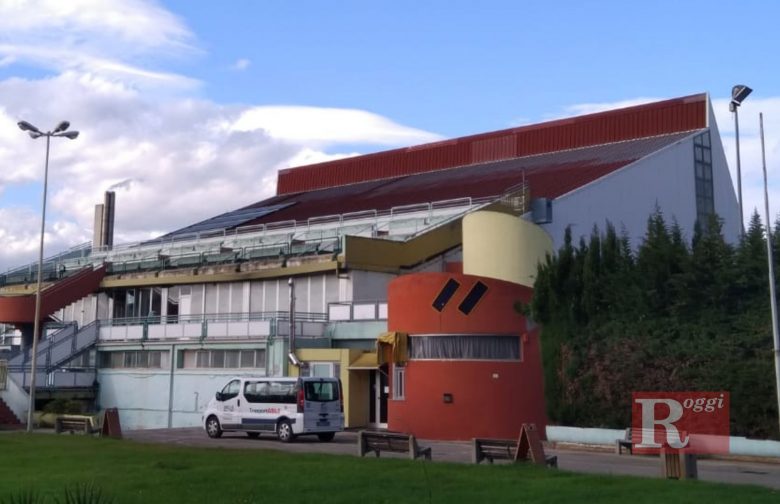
[0,360,7,391]
[98,311,327,343]
[1,192,516,287]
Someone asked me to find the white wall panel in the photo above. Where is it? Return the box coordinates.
[543,138,701,250]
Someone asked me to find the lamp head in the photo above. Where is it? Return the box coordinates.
[58,130,79,140]
[53,121,70,133]
[18,120,41,134]
[28,131,42,139]
[731,85,753,106]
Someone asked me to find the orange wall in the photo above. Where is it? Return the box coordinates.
[387,272,547,440]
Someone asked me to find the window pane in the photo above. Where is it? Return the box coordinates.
[304,381,339,401]
[225,350,240,368]
[211,350,225,368]
[240,350,255,368]
[409,335,520,360]
[196,351,209,368]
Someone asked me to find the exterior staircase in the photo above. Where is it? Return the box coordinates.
[0,397,22,429]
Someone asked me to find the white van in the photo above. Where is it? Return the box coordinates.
[202,376,344,442]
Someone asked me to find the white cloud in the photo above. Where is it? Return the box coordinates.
[561,97,660,117]
[0,79,440,271]
[0,0,438,271]
[0,0,197,89]
[232,106,443,148]
[232,58,251,71]
[710,97,780,229]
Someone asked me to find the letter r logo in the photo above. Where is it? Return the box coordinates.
[634,398,689,449]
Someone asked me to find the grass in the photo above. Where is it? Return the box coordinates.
[0,434,778,503]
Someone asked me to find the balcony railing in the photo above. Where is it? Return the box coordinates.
[98,311,327,343]
[328,301,388,321]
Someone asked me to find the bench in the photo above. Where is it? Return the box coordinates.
[473,424,557,468]
[473,438,558,467]
[357,430,432,460]
[55,415,96,435]
[616,428,633,455]
[617,428,671,455]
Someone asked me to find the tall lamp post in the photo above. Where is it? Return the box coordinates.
[17,120,79,432]
[730,84,753,237]
[759,113,780,435]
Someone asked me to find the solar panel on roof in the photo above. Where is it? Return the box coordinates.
[152,202,295,241]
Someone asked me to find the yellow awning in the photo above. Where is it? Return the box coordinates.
[377,331,408,365]
[348,352,379,370]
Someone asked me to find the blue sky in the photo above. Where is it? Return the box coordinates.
[0,0,778,270]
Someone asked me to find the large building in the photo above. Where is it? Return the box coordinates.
[0,93,739,440]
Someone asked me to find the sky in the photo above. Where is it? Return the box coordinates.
[1,0,779,271]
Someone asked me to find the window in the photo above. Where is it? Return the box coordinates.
[221,379,240,401]
[300,361,339,378]
[99,350,167,369]
[243,380,296,404]
[409,335,521,360]
[393,366,405,400]
[183,349,265,369]
[304,380,339,402]
[693,132,715,225]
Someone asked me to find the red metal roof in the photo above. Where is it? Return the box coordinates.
[276,93,707,195]
[243,131,697,226]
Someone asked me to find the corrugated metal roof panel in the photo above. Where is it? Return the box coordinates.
[276,93,707,195]
[245,131,696,227]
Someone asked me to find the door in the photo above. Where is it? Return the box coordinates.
[369,365,388,428]
[301,379,342,432]
[218,379,241,430]
[241,380,296,432]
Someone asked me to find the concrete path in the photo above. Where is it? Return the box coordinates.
[125,428,780,491]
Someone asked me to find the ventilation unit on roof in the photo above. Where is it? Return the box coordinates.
[531,198,552,224]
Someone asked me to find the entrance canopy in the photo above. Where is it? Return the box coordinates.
[348,352,379,370]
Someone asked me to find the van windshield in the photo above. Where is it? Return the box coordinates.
[303,380,339,402]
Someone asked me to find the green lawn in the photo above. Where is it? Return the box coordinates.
[0,434,777,503]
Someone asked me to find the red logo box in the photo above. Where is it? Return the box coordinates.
[631,392,730,454]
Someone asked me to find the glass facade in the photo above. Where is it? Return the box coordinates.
[694,132,714,225]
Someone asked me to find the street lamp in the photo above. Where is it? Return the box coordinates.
[17,119,79,432]
[729,84,753,237]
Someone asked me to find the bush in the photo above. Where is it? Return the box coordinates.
[42,399,82,415]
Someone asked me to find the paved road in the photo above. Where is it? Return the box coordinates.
[126,428,780,491]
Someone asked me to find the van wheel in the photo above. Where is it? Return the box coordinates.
[205,416,222,438]
[247,432,260,439]
[277,420,295,443]
[317,432,335,442]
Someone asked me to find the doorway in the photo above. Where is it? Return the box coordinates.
[369,364,388,428]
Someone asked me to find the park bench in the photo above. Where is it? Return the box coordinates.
[617,428,672,455]
[472,424,557,468]
[55,415,96,434]
[357,430,432,460]
[616,428,633,454]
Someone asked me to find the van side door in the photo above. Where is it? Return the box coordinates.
[219,379,241,430]
[241,380,275,432]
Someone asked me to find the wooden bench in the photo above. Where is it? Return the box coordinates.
[617,428,671,455]
[616,428,633,455]
[472,424,557,468]
[55,415,96,435]
[357,430,432,460]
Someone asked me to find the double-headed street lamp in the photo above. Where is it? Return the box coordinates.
[17,120,79,432]
[730,84,752,236]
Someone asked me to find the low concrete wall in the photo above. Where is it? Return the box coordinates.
[546,425,780,458]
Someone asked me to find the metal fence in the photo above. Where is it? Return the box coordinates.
[0,360,7,391]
